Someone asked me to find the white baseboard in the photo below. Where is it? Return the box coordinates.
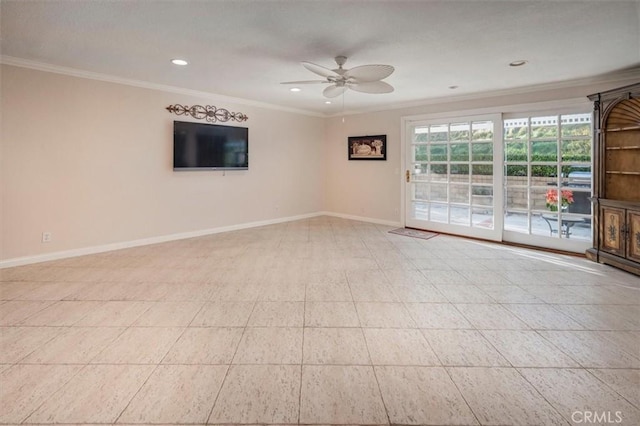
[320,211,402,228]
[0,212,323,269]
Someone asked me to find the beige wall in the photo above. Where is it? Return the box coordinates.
[1,65,325,261]
[324,78,640,224]
[2,63,637,264]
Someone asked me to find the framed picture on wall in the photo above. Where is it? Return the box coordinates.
[348,135,387,161]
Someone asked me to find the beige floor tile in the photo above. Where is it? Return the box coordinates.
[503,304,584,330]
[594,330,640,357]
[122,282,174,301]
[0,282,42,300]
[11,282,89,301]
[4,218,639,425]
[375,366,478,425]
[299,365,387,425]
[22,327,124,364]
[356,302,416,328]
[209,365,300,424]
[422,329,510,367]
[517,285,588,304]
[26,364,154,424]
[436,285,495,303]
[190,301,254,327]
[455,304,530,330]
[247,301,304,326]
[0,301,54,325]
[160,282,219,301]
[539,330,640,368]
[118,365,227,424]
[383,269,430,286]
[211,282,259,301]
[559,304,640,331]
[477,285,544,303]
[305,302,360,327]
[364,328,439,365]
[162,327,243,364]
[305,282,352,301]
[520,368,640,425]
[132,301,203,326]
[481,330,579,367]
[412,257,455,270]
[64,281,133,301]
[588,369,640,407]
[91,327,183,364]
[74,301,153,326]
[447,367,567,425]
[0,364,82,423]
[349,281,400,302]
[19,301,104,326]
[233,327,303,364]
[257,281,306,301]
[303,328,370,365]
[405,303,473,329]
[390,284,448,302]
[458,270,512,285]
[0,326,63,363]
[423,270,470,285]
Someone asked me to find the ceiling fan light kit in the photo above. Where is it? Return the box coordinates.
[282,56,395,98]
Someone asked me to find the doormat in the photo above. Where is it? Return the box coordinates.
[389,228,439,241]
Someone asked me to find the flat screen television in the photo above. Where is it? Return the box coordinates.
[173,121,248,171]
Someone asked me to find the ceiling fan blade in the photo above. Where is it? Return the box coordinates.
[348,81,394,94]
[280,80,329,85]
[345,64,394,82]
[323,85,347,98]
[302,61,340,78]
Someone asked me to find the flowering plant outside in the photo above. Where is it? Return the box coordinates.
[546,189,574,211]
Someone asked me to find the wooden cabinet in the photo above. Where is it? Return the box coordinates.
[586,83,640,276]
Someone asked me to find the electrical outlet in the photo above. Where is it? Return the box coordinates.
[42,232,52,243]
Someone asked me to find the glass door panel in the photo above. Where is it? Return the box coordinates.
[406,115,501,241]
[503,113,592,251]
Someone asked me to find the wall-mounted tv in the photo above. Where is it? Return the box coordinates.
[173,121,248,171]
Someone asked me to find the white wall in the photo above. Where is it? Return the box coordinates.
[324,78,640,225]
[1,65,325,262]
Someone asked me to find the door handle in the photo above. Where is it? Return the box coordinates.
[406,170,410,183]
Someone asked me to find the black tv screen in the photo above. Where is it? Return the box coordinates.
[173,121,248,170]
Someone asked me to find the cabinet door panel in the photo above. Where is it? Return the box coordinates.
[600,206,625,256]
[627,210,640,263]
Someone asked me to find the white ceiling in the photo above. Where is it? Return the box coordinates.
[2,0,639,115]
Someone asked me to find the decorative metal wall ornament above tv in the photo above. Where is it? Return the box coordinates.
[166,104,248,123]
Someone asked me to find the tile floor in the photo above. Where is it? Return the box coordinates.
[1,216,639,425]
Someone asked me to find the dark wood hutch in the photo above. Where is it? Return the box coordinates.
[586,83,640,276]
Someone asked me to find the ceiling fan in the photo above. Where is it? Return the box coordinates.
[281,56,394,98]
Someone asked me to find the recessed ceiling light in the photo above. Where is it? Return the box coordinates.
[290,87,301,92]
[325,101,332,104]
[509,60,528,67]
[171,59,188,66]
[449,85,459,90]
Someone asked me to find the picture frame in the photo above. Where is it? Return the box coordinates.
[348,135,387,161]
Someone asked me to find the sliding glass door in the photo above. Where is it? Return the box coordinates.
[404,109,592,252]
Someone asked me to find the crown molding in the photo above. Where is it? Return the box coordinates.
[3,55,638,120]
[328,68,640,118]
[0,55,324,118]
